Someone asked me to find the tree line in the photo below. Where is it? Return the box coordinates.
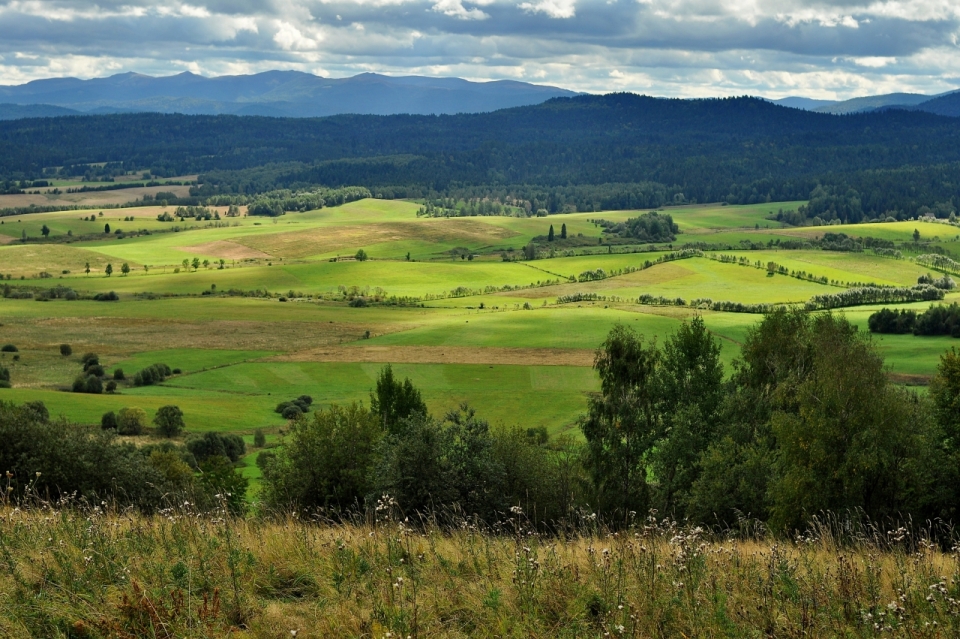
[2,95,960,217]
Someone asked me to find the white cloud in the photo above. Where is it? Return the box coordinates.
[274,21,318,50]
[518,0,577,19]
[432,0,489,20]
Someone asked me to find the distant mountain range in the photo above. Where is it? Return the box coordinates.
[771,90,960,117]
[0,71,579,120]
[0,70,957,121]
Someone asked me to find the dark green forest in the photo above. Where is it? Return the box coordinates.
[2,93,960,218]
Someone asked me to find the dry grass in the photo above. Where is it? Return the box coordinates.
[2,505,959,638]
[272,345,596,367]
[178,241,272,260]
[0,185,193,209]
[0,317,388,378]
[239,219,518,259]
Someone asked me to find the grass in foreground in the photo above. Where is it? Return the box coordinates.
[1,506,958,638]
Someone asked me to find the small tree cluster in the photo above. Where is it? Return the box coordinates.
[133,363,172,386]
[72,353,106,394]
[275,395,313,419]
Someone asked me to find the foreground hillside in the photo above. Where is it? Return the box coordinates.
[0,507,957,638]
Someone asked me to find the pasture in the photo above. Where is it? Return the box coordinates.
[3,197,958,492]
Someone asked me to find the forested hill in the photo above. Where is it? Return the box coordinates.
[3,93,960,216]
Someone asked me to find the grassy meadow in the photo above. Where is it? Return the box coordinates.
[3,198,960,490]
[4,506,960,638]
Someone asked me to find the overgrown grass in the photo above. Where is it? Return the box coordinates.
[2,505,959,638]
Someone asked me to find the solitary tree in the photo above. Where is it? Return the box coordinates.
[191,258,200,271]
[84,262,90,276]
[914,228,921,243]
[370,364,427,434]
[548,225,555,241]
[153,405,185,438]
[104,264,113,277]
[120,263,130,276]
[561,223,567,239]
[104,223,110,234]
[355,249,368,262]
[181,259,189,270]
[59,344,72,357]
[41,224,50,237]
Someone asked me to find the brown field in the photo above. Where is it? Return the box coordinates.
[238,219,519,259]
[179,240,272,260]
[0,184,193,209]
[273,344,596,366]
[0,317,393,368]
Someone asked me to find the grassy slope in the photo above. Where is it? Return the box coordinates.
[2,198,957,438]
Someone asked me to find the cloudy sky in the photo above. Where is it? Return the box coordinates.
[0,0,958,99]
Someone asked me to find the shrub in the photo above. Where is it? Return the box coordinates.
[0,401,170,510]
[85,364,105,377]
[153,405,185,438]
[281,405,303,420]
[59,344,72,357]
[105,380,117,393]
[73,374,103,394]
[172,368,182,374]
[0,366,9,388]
[101,411,118,430]
[117,407,147,436]
[81,353,99,366]
[113,368,125,380]
[93,291,119,301]
[254,429,266,448]
[1,344,17,353]
[186,432,246,463]
[261,402,381,512]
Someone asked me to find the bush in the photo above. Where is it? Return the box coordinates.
[81,353,99,367]
[1,344,17,353]
[153,405,185,438]
[93,291,119,301]
[172,368,182,374]
[254,429,266,448]
[261,402,382,512]
[85,364,105,377]
[0,366,9,388]
[72,374,103,394]
[186,432,246,463]
[281,405,303,419]
[101,411,118,430]
[113,368,125,380]
[0,401,170,510]
[105,380,117,393]
[59,344,72,357]
[117,407,147,436]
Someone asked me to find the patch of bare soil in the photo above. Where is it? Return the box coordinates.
[272,345,595,366]
[0,234,13,245]
[178,240,272,260]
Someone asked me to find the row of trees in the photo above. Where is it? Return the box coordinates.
[258,313,960,533]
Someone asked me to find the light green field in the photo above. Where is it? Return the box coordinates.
[2,197,957,448]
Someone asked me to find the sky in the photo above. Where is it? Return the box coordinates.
[0,0,958,99]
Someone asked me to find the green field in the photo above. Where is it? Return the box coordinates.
[3,197,957,470]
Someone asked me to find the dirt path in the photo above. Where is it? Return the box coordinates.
[271,345,596,366]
